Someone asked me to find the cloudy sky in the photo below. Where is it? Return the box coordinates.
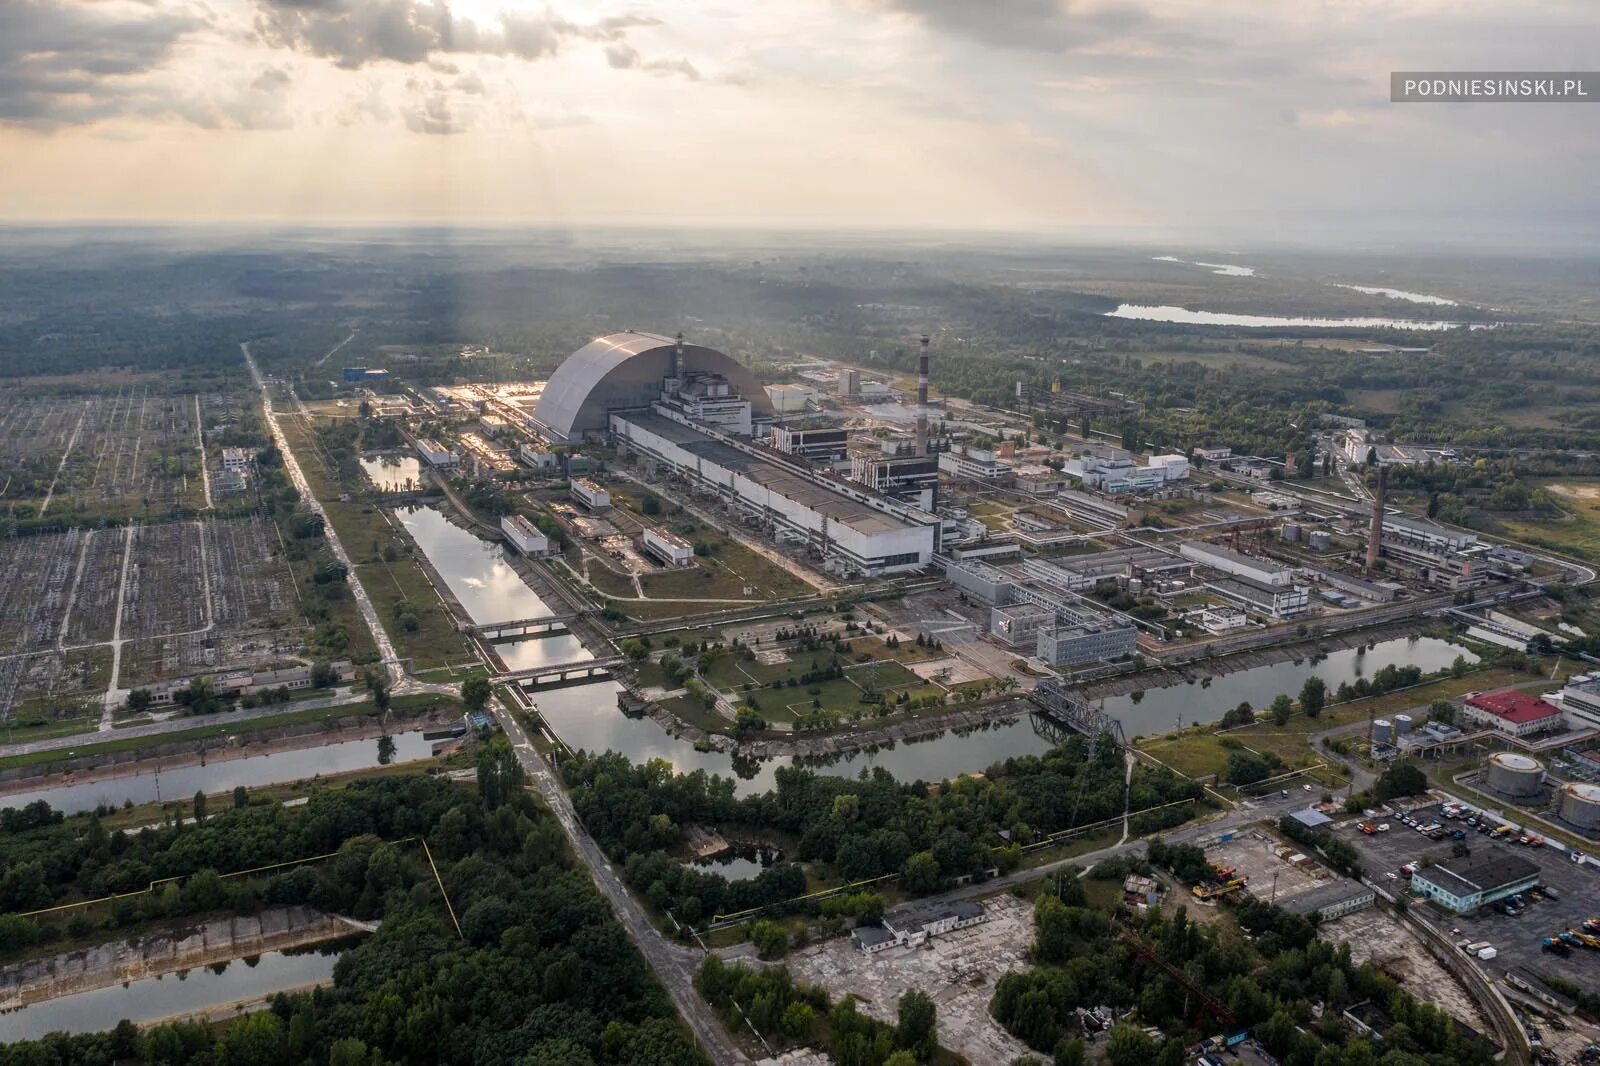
[3,0,1597,239]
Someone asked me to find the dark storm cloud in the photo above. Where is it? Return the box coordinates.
[0,0,208,128]
[255,0,665,69]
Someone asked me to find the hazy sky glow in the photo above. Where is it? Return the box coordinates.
[3,0,1597,237]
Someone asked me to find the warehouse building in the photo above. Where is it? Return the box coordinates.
[416,438,458,467]
[571,478,611,510]
[612,410,935,577]
[1205,575,1311,619]
[1409,852,1540,914]
[1279,880,1376,922]
[1179,541,1294,587]
[990,603,1054,648]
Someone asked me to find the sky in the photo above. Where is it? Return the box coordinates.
[3,0,1598,241]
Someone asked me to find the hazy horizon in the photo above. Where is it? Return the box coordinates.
[5,0,1600,248]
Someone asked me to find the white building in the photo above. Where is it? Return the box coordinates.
[642,527,694,567]
[1197,607,1249,634]
[938,446,1008,480]
[417,438,458,467]
[1206,575,1311,619]
[864,900,987,950]
[571,478,611,510]
[857,380,892,400]
[1194,446,1232,462]
[770,426,850,461]
[611,410,935,577]
[764,384,818,414]
[660,372,753,436]
[519,441,560,470]
[478,413,510,438]
[1036,614,1139,666]
[1147,454,1190,481]
[1179,541,1294,587]
[501,514,551,557]
[837,368,859,399]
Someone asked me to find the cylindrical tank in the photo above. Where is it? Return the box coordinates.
[1128,578,1143,595]
[1559,782,1600,830]
[1372,719,1392,744]
[1486,752,1545,799]
[1393,714,1414,735]
[1309,530,1332,551]
[1281,523,1302,543]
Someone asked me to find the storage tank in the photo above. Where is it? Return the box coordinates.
[1281,522,1302,543]
[1393,713,1414,735]
[1486,752,1545,799]
[1558,782,1600,830]
[1372,719,1392,744]
[1309,530,1332,551]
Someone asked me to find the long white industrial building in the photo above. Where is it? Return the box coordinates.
[611,410,935,576]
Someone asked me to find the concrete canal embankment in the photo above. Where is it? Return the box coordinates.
[0,906,362,1011]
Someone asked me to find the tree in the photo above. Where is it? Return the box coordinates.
[233,786,250,810]
[125,688,153,714]
[192,790,208,824]
[476,737,525,810]
[214,1011,285,1066]
[1299,676,1327,719]
[749,919,789,959]
[1270,692,1294,726]
[900,850,942,894]
[1375,761,1428,801]
[365,670,391,714]
[461,675,492,712]
[1105,1024,1159,1066]
[896,988,937,1059]
[310,661,339,688]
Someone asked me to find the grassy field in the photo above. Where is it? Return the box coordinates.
[587,560,637,597]
[275,406,470,670]
[1487,479,1600,560]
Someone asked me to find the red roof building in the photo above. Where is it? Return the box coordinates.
[1462,689,1562,737]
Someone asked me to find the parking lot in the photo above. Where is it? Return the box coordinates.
[1336,796,1600,1001]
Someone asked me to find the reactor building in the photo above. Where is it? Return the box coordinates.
[534,330,937,577]
[532,331,775,444]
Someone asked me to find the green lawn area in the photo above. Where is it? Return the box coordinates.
[0,714,100,748]
[1486,479,1600,560]
[638,562,753,600]
[847,635,947,664]
[587,560,636,597]
[656,694,728,733]
[1137,666,1534,781]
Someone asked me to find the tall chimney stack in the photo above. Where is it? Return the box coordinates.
[1365,464,1387,571]
[916,334,930,457]
[673,331,686,382]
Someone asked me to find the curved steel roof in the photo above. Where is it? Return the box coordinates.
[534,331,773,441]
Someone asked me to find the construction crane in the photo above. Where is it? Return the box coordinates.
[1119,931,1237,1026]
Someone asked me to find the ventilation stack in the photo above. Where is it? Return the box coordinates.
[1365,464,1387,572]
[916,333,930,457]
[673,331,687,382]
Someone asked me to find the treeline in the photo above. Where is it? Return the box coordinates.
[696,957,938,1066]
[0,755,707,1066]
[560,735,1202,925]
[992,893,1496,1066]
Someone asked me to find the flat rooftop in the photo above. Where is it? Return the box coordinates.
[618,411,919,537]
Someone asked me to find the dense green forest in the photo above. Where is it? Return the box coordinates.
[560,735,1203,926]
[0,756,706,1066]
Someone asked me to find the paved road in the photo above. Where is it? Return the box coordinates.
[0,689,374,759]
[493,702,748,1064]
[243,342,403,687]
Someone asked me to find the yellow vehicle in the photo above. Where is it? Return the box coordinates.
[1192,877,1248,901]
[1492,825,1513,838]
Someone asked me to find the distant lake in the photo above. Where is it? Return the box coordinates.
[1105,304,1465,330]
[1333,284,1459,307]
[1152,256,1255,277]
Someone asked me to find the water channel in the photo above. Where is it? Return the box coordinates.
[391,504,1474,793]
[0,946,345,1041]
[359,455,424,493]
[534,635,1472,797]
[0,731,435,817]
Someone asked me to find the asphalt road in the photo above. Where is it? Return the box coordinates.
[244,342,404,687]
[493,702,749,1064]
